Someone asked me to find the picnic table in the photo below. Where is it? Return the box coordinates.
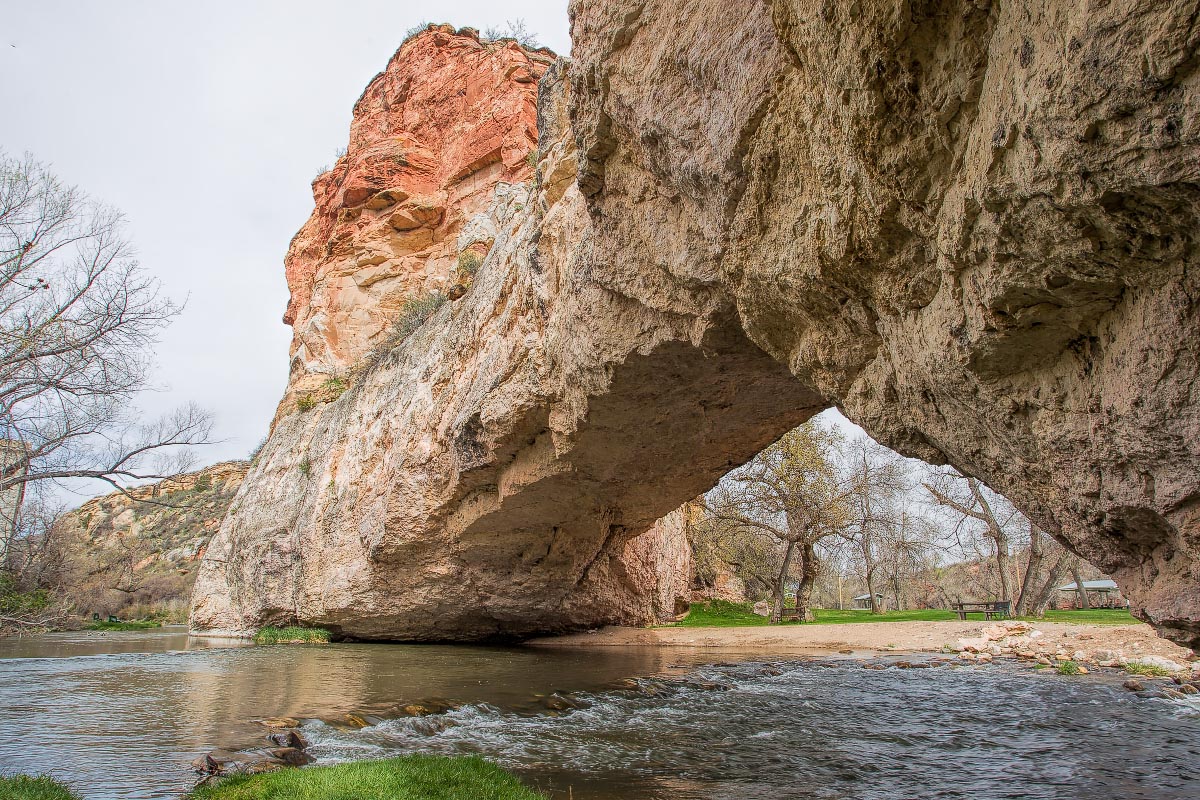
[951,601,1011,620]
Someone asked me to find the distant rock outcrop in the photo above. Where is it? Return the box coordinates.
[59,461,249,617]
[192,5,1200,649]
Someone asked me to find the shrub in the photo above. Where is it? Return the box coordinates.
[482,19,541,49]
[296,394,316,412]
[313,164,329,180]
[393,291,448,341]
[192,474,212,492]
[298,458,312,478]
[457,251,482,278]
[525,149,539,170]
[249,436,268,461]
[403,21,443,43]
[363,291,449,373]
[254,626,331,645]
[1056,660,1081,675]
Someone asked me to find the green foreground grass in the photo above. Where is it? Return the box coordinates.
[253,626,331,645]
[187,755,545,800]
[84,619,161,631]
[669,601,1137,628]
[0,775,81,800]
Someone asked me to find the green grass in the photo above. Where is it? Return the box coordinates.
[186,755,545,800]
[810,608,958,624]
[669,603,1139,629]
[1026,609,1137,625]
[254,626,331,645]
[85,619,161,631]
[670,600,770,627]
[1125,661,1172,677]
[0,775,82,800]
[1056,660,1082,675]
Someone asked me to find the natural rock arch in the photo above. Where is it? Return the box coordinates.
[191,4,1200,650]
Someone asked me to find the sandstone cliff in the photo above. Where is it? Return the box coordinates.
[193,5,1200,649]
[59,461,249,618]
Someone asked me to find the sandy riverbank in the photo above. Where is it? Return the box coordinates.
[528,620,1196,664]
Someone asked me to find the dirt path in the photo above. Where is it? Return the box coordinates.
[528,621,1196,665]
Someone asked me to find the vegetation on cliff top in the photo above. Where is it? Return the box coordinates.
[186,755,545,800]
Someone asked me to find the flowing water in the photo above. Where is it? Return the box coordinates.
[0,627,1196,800]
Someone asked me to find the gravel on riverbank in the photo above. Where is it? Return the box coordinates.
[527,620,1196,666]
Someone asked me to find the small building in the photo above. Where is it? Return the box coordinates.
[851,592,885,610]
[1056,579,1125,609]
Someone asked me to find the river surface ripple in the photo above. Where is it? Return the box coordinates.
[0,627,1196,800]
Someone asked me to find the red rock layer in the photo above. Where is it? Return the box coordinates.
[281,25,553,400]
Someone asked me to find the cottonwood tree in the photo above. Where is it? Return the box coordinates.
[923,470,1021,602]
[1012,523,1078,616]
[705,421,853,623]
[0,152,212,578]
[840,437,911,613]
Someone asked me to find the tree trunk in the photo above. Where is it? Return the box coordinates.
[1071,567,1090,609]
[1014,527,1045,616]
[865,568,881,614]
[891,574,903,612]
[771,540,796,625]
[794,542,819,623]
[1027,553,1076,617]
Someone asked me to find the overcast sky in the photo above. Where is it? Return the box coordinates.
[1,2,571,501]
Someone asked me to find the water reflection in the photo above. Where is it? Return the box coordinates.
[0,631,711,799]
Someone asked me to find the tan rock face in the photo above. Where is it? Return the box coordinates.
[193,5,1199,649]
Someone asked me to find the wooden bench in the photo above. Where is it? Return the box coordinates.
[951,601,1011,620]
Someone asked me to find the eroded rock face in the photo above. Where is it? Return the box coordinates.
[569,0,1199,647]
[192,5,1199,648]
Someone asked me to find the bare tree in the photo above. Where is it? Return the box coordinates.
[923,471,1020,602]
[841,438,910,613]
[0,152,212,584]
[705,421,853,623]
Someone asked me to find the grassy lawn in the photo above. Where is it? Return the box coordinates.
[670,602,1137,628]
[85,619,161,631]
[1027,609,1136,625]
[0,775,81,800]
[186,755,544,800]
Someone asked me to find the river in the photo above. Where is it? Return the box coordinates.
[0,627,1196,799]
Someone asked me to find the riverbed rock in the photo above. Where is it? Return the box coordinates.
[1123,678,1145,692]
[192,4,1200,648]
[266,730,307,749]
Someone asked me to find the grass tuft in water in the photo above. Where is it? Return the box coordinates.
[253,626,331,645]
[1125,661,1172,677]
[85,620,161,631]
[0,775,82,800]
[1056,660,1082,675]
[185,755,545,799]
